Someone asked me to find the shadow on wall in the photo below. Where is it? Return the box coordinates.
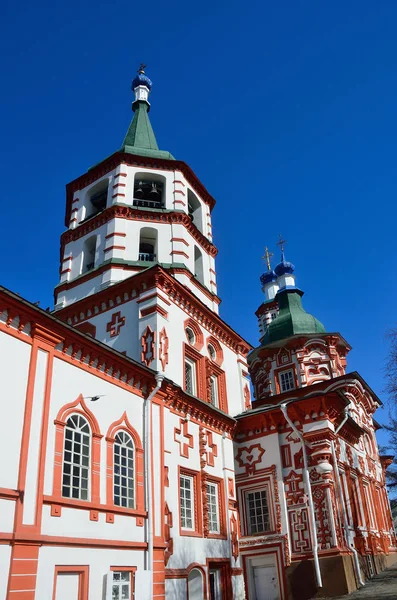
[288,560,317,600]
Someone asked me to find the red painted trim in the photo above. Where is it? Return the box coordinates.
[173,180,186,186]
[0,488,19,500]
[174,189,186,196]
[105,232,127,239]
[112,193,126,198]
[178,466,203,537]
[170,250,189,259]
[174,200,186,206]
[104,245,126,252]
[114,172,127,178]
[136,292,171,306]
[105,412,145,512]
[113,183,126,188]
[60,268,71,274]
[141,304,168,318]
[53,565,89,600]
[171,237,190,246]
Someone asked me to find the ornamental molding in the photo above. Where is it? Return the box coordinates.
[65,151,216,227]
[61,205,218,257]
[57,266,251,355]
[0,296,153,397]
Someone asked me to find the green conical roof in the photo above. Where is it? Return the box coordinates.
[264,289,326,344]
[121,101,174,160]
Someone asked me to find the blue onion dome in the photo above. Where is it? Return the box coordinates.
[260,269,277,285]
[132,65,152,91]
[274,258,295,277]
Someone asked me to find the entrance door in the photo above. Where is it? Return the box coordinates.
[209,569,222,600]
[248,556,280,600]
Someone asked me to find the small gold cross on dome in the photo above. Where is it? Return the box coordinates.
[277,234,287,254]
[261,246,273,270]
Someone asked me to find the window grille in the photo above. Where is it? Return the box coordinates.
[111,571,131,600]
[114,431,134,508]
[210,376,218,407]
[180,474,194,529]
[206,482,220,533]
[62,415,90,500]
[279,369,295,392]
[185,359,196,395]
[246,489,270,534]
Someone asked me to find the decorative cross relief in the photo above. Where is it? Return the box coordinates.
[204,430,218,467]
[106,311,125,337]
[174,418,194,458]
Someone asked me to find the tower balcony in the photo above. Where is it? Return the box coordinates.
[133,198,164,210]
[138,252,156,262]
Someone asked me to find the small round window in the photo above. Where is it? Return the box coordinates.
[208,344,216,361]
[186,327,196,345]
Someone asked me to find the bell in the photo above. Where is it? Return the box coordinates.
[135,182,144,199]
[149,183,160,199]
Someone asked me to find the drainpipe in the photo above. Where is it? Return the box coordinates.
[280,402,322,589]
[144,373,164,597]
[221,433,232,550]
[333,407,365,587]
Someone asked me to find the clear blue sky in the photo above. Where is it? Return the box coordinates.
[1,1,396,446]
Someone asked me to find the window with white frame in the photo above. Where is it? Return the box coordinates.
[109,571,132,600]
[185,358,196,395]
[62,415,90,500]
[114,431,134,508]
[206,482,220,533]
[279,369,295,392]
[209,375,219,407]
[180,474,194,530]
[245,488,270,535]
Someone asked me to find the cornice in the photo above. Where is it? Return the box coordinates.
[160,382,236,436]
[65,151,216,226]
[56,266,252,355]
[0,287,155,396]
[61,205,217,257]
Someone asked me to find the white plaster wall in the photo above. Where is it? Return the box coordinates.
[164,410,232,569]
[0,545,11,600]
[41,504,144,542]
[232,574,246,600]
[0,332,30,489]
[43,357,145,504]
[0,499,15,533]
[36,545,146,600]
[165,577,187,600]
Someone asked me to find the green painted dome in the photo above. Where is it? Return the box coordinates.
[264,289,326,344]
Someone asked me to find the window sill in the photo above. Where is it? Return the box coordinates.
[43,495,147,518]
[206,532,228,540]
[180,529,203,538]
[240,529,277,538]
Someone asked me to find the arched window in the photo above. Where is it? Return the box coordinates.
[139,227,157,262]
[133,172,165,209]
[194,246,204,285]
[187,190,203,233]
[114,431,135,508]
[62,415,91,500]
[82,236,97,273]
[84,179,109,219]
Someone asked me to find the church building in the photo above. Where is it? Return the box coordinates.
[0,67,395,600]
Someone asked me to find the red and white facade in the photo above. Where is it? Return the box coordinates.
[0,72,395,600]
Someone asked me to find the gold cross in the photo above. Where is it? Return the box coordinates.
[261,247,273,270]
[277,234,287,254]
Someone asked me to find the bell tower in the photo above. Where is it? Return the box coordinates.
[54,66,219,314]
[54,67,251,418]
